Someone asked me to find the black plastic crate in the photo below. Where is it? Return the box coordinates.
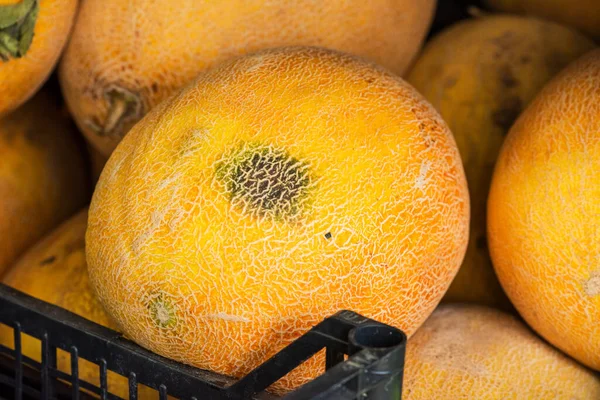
[0,283,406,399]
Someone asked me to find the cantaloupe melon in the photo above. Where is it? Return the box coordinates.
[403,304,600,399]
[484,0,600,41]
[59,0,436,157]
[85,46,470,393]
[488,48,600,371]
[0,88,88,277]
[0,208,161,399]
[0,0,78,117]
[406,14,595,311]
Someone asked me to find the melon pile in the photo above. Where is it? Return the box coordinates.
[0,0,598,398]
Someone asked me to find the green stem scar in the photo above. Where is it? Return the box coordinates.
[148,294,177,328]
[0,0,39,61]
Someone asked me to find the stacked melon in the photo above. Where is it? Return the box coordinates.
[0,0,599,398]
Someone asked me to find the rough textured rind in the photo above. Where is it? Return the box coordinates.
[407,15,596,311]
[59,0,436,157]
[484,0,600,41]
[0,209,158,398]
[403,304,600,399]
[0,89,89,277]
[86,46,470,393]
[488,48,600,371]
[0,0,78,117]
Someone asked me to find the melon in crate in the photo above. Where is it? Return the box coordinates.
[86,46,470,393]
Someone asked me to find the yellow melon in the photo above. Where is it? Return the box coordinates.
[0,88,88,277]
[403,304,600,399]
[3,209,113,326]
[0,208,162,399]
[59,0,436,157]
[406,14,595,310]
[488,48,600,371]
[484,0,600,41]
[0,0,78,117]
[85,46,470,393]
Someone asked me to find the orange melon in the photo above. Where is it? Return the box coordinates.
[0,0,78,117]
[59,0,436,157]
[488,48,600,371]
[406,14,595,311]
[2,208,114,327]
[0,88,88,277]
[85,46,470,393]
[484,0,600,41]
[0,208,161,398]
[403,304,600,399]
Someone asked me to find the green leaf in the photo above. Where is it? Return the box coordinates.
[0,0,38,60]
[0,31,19,54]
[0,0,36,29]
[18,0,37,55]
